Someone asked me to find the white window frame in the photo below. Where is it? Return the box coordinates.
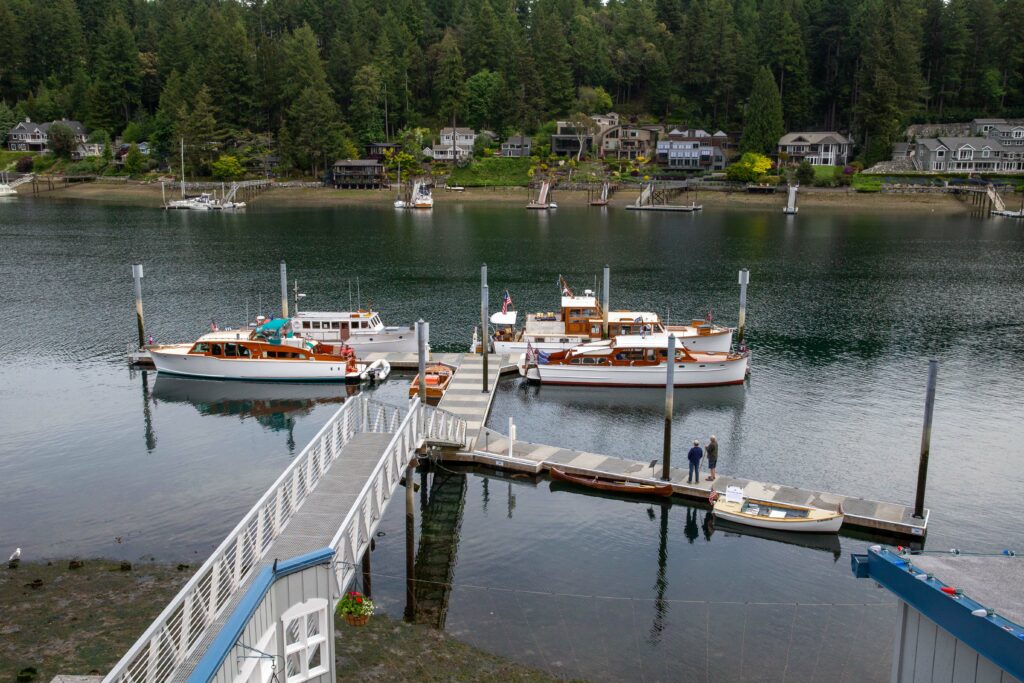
[281,598,329,683]
[234,624,277,683]
[933,162,944,171]
[936,150,945,158]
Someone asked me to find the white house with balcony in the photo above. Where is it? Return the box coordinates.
[431,127,477,161]
[778,131,852,166]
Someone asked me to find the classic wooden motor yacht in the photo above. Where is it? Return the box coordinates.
[291,309,421,353]
[149,318,390,382]
[710,486,844,533]
[474,281,733,355]
[517,333,748,387]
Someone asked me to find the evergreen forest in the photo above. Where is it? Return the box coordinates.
[2,0,1024,172]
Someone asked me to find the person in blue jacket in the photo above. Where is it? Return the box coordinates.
[687,440,703,484]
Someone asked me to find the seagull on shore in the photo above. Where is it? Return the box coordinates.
[9,548,20,562]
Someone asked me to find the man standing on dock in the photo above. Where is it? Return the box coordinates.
[687,440,703,484]
[705,435,718,482]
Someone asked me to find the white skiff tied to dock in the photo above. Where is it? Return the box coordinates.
[710,486,844,533]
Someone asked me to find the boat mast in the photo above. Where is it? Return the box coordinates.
[180,138,185,199]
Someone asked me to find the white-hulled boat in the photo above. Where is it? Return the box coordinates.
[291,310,421,353]
[149,318,390,382]
[517,334,748,387]
[411,180,433,208]
[710,486,844,533]
[476,280,733,354]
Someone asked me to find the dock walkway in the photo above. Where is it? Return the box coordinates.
[451,427,928,539]
[364,351,516,448]
[173,432,394,681]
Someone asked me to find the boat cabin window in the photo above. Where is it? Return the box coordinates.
[311,321,321,329]
[191,343,209,354]
[302,321,311,329]
[331,322,340,330]
[211,344,222,356]
[224,343,238,357]
[340,322,349,330]
[237,345,251,358]
[570,357,584,364]
[591,325,600,335]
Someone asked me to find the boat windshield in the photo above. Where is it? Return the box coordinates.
[256,318,293,339]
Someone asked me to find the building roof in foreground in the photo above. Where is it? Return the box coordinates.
[852,546,1023,681]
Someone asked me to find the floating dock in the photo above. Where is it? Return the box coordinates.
[445,426,928,539]
[625,202,703,212]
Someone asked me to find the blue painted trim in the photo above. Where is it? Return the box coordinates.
[186,547,336,683]
[855,548,1023,680]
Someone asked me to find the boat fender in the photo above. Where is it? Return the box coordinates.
[708,490,719,504]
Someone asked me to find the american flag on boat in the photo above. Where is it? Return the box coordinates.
[706,308,713,322]
[526,342,549,365]
[502,290,513,314]
[559,275,573,297]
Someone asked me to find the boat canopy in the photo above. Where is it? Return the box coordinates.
[490,311,517,326]
[257,318,290,335]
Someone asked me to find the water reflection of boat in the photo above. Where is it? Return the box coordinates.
[152,375,355,429]
[549,480,674,505]
[714,519,843,560]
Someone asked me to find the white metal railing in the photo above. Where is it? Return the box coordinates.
[331,398,422,593]
[105,395,404,683]
[420,404,467,448]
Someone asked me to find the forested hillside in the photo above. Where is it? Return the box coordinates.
[2,0,1023,170]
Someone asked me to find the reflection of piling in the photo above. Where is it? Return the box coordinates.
[737,268,750,343]
[662,334,676,480]
[412,471,467,628]
[404,461,416,620]
[132,264,145,348]
[279,260,288,318]
[914,359,939,519]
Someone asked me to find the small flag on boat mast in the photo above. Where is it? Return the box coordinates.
[706,307,713,322]
[559,275,573,297]
[502,290,513,314]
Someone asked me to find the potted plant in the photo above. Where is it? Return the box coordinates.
[336,591,374,627]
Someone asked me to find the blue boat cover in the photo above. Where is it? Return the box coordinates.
[256,318,289,335]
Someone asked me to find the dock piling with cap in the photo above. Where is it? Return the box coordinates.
[131,264,145,349]
[914,359,939,519]
[738,268,750,343]
[662,333,676,480]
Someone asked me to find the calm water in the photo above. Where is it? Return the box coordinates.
[1,198,1022,681]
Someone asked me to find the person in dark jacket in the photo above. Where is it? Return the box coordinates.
[687,440,703,484]
[705,435,718,481]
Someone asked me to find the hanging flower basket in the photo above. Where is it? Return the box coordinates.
[337,591,374,627]
[344,613,370,627]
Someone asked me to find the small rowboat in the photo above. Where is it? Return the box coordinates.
[549,467,674,498]
[710,486,843,533]
[409,364,454,404]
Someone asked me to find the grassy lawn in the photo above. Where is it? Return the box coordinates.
[449,157,533,187]
[852,174,883,192]
[813,165,839,181]
[0,149,35,171]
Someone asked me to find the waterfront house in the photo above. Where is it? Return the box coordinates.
[913,137,1024,173]
[777,132,852,166]
[431,127,476,161]
[971,118,1007,136]
[600,124,662,160]
[986,123,1024,148]
[329,159,385,188]
[6,118,88,153]
[365,142,398,161]
[551,113,622,157]
[500,135,532,158]
[656,129,730,171]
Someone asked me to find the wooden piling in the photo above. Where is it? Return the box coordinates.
[480,264,488,392]
[737,268,750,343]
[132,264,145,348]
[914,359,939,519]
[662,333,676,480]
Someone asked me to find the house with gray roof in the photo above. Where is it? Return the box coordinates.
[431,127,476,161]
[6,118,88,153]
[913,136,1024,173]
[778,131,853,166]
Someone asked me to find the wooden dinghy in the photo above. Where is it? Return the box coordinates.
[409,364,454,404]
[709,486,843,533]
[549,467,674,498]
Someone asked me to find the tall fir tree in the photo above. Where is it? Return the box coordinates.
[740,67,785,156]
[92,13,142,129]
